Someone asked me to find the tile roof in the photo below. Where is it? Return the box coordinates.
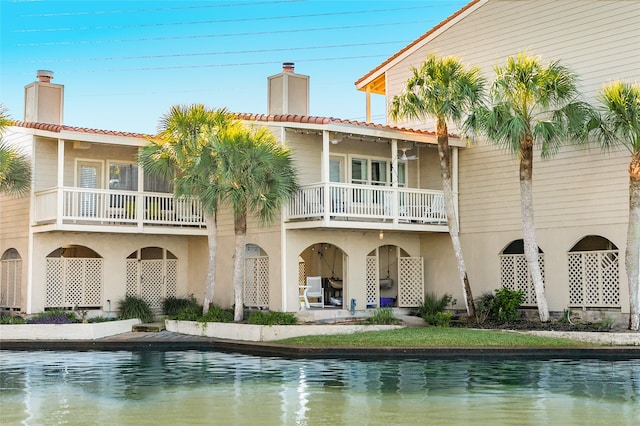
[10,120,152,139]
[354,0,480,88]
[234,113,438,137]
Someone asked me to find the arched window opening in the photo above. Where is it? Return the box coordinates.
[568,236,620,309]
[499,239,544,306]
[1,249,23,310]
[366,244,423,309]
[45,245,103,309]
[126,247,177,312]
[299,242,347,309]
[244,244,269,309]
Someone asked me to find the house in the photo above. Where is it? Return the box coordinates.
[356,0,639,321]
[1,65,457,316]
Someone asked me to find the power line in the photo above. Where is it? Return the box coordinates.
[27,40,409,63]
[18,19,435,46]
[20,0,304,17]
[15,4,458,33]
[63,54,393,74]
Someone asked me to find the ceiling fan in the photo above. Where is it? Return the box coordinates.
[399,147,417,161]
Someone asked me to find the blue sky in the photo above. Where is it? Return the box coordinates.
[1,0,468,134]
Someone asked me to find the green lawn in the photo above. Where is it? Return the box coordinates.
[277,327,589,347]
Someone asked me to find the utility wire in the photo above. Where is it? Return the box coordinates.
[16,4,459,32]
[18,19,434,46]
[27,41,409,63]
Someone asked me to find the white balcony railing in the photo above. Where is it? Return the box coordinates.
[34,187,206,228]
[287,182,447,225]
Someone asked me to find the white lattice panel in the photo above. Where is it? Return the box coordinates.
[499,254,543,306]
[141,260,164,311]
[568,250,619,308]
[126,259,138,296]
[46,258,103,308]
[244,256,269,308]
[398,257,424,307]
[46,258,64,306]
[166,259,177,298]
[0,259,22,308]
[298,262,306,286]
[366,256,379,307]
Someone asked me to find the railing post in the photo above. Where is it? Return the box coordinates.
[323,183,330,225]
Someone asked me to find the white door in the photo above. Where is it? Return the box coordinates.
[77,161,102,218]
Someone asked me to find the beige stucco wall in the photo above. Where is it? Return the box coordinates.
[29,232,206,313]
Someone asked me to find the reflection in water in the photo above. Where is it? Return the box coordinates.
[1,351,639,425]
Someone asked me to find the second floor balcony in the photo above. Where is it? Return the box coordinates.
[33,187,206,235]
[286,182,450,231]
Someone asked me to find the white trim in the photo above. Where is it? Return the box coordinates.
[348,153,407,187]
[74,158,105,188]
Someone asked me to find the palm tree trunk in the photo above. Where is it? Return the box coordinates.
[519,139,550,322]
[202,212,217,314]
[626,153,640,331]
[436,118,475,317]
[233,211,248,322]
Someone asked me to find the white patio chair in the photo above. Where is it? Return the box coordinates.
[305,276,324,308]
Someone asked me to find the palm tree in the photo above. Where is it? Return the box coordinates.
[0,104,31,196]
[465,53,594,322]
[390,54,485,317]
[214,124,298,322]
[140,104,237,313]
[589,81,640,330]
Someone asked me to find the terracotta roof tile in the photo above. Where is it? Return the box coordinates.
[11,120,151,139]
[355,0,480,88]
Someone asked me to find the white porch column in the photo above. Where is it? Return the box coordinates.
[56,139,65,225]
[391,139,398,224]
[366,87,371,123]
[452,147,460,227]
[322,130,330,225]
[137,147,144,231]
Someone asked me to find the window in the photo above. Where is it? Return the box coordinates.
[350,157,406,186]
[109,162,138,191]
[144,170,173,193]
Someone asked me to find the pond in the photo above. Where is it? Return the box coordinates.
[1,350,639,425]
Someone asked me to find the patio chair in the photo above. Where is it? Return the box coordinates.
[305,276,324,308]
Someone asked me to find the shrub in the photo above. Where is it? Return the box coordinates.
[174,304,203,321]
[366,307,401,325]
[0,314,26,324]
[28,309,78,324]
[431,311,453,327]
[418,292,453,326]
[248,310,298,326]
[200,305,234,323]
[474,292,496,324]
[163,296,201,318]
[118,295,154,323]
[493,287,524,323]
[87,316,113,323]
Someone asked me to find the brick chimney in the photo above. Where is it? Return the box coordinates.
[267,62,309,116]
[24,70,64,124]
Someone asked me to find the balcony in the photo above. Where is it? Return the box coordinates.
[286,182,449,231]
[33,187,206,235]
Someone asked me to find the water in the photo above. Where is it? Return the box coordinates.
[1,350,639,425]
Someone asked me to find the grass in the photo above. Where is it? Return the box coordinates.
[277,327,589,347]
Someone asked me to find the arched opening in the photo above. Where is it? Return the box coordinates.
[299,242,346,308]
[126,247,177,312]
[1,248,22,310]
[366,245,422,308]
[499,239,544,306]
[45,245,103,309]
[568,235,620,309]
[244,244,269,309]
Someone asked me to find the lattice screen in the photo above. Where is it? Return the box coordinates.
[298,262,306,286]
[568,250,619,308]
[398,257,424,307]
[366,256,379,307]
[499,254,544,306]
[126,257,178,312]
[0,259,22,309]
[244,256,269,308]
[45,258,103,308]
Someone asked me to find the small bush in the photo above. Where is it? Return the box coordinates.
[248,310,298,325]
[200,305,234,323]
[431,311,453,327]
[493,287,524,323]
[163,296,201,318]
[87,316,113,323]
[474,292,496,324]
[0,314,26,324]
[28,309,78,324]
[174,304,203,321]
[418,292,453,326]
[118,295,154,323]
[367,308,401,325]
